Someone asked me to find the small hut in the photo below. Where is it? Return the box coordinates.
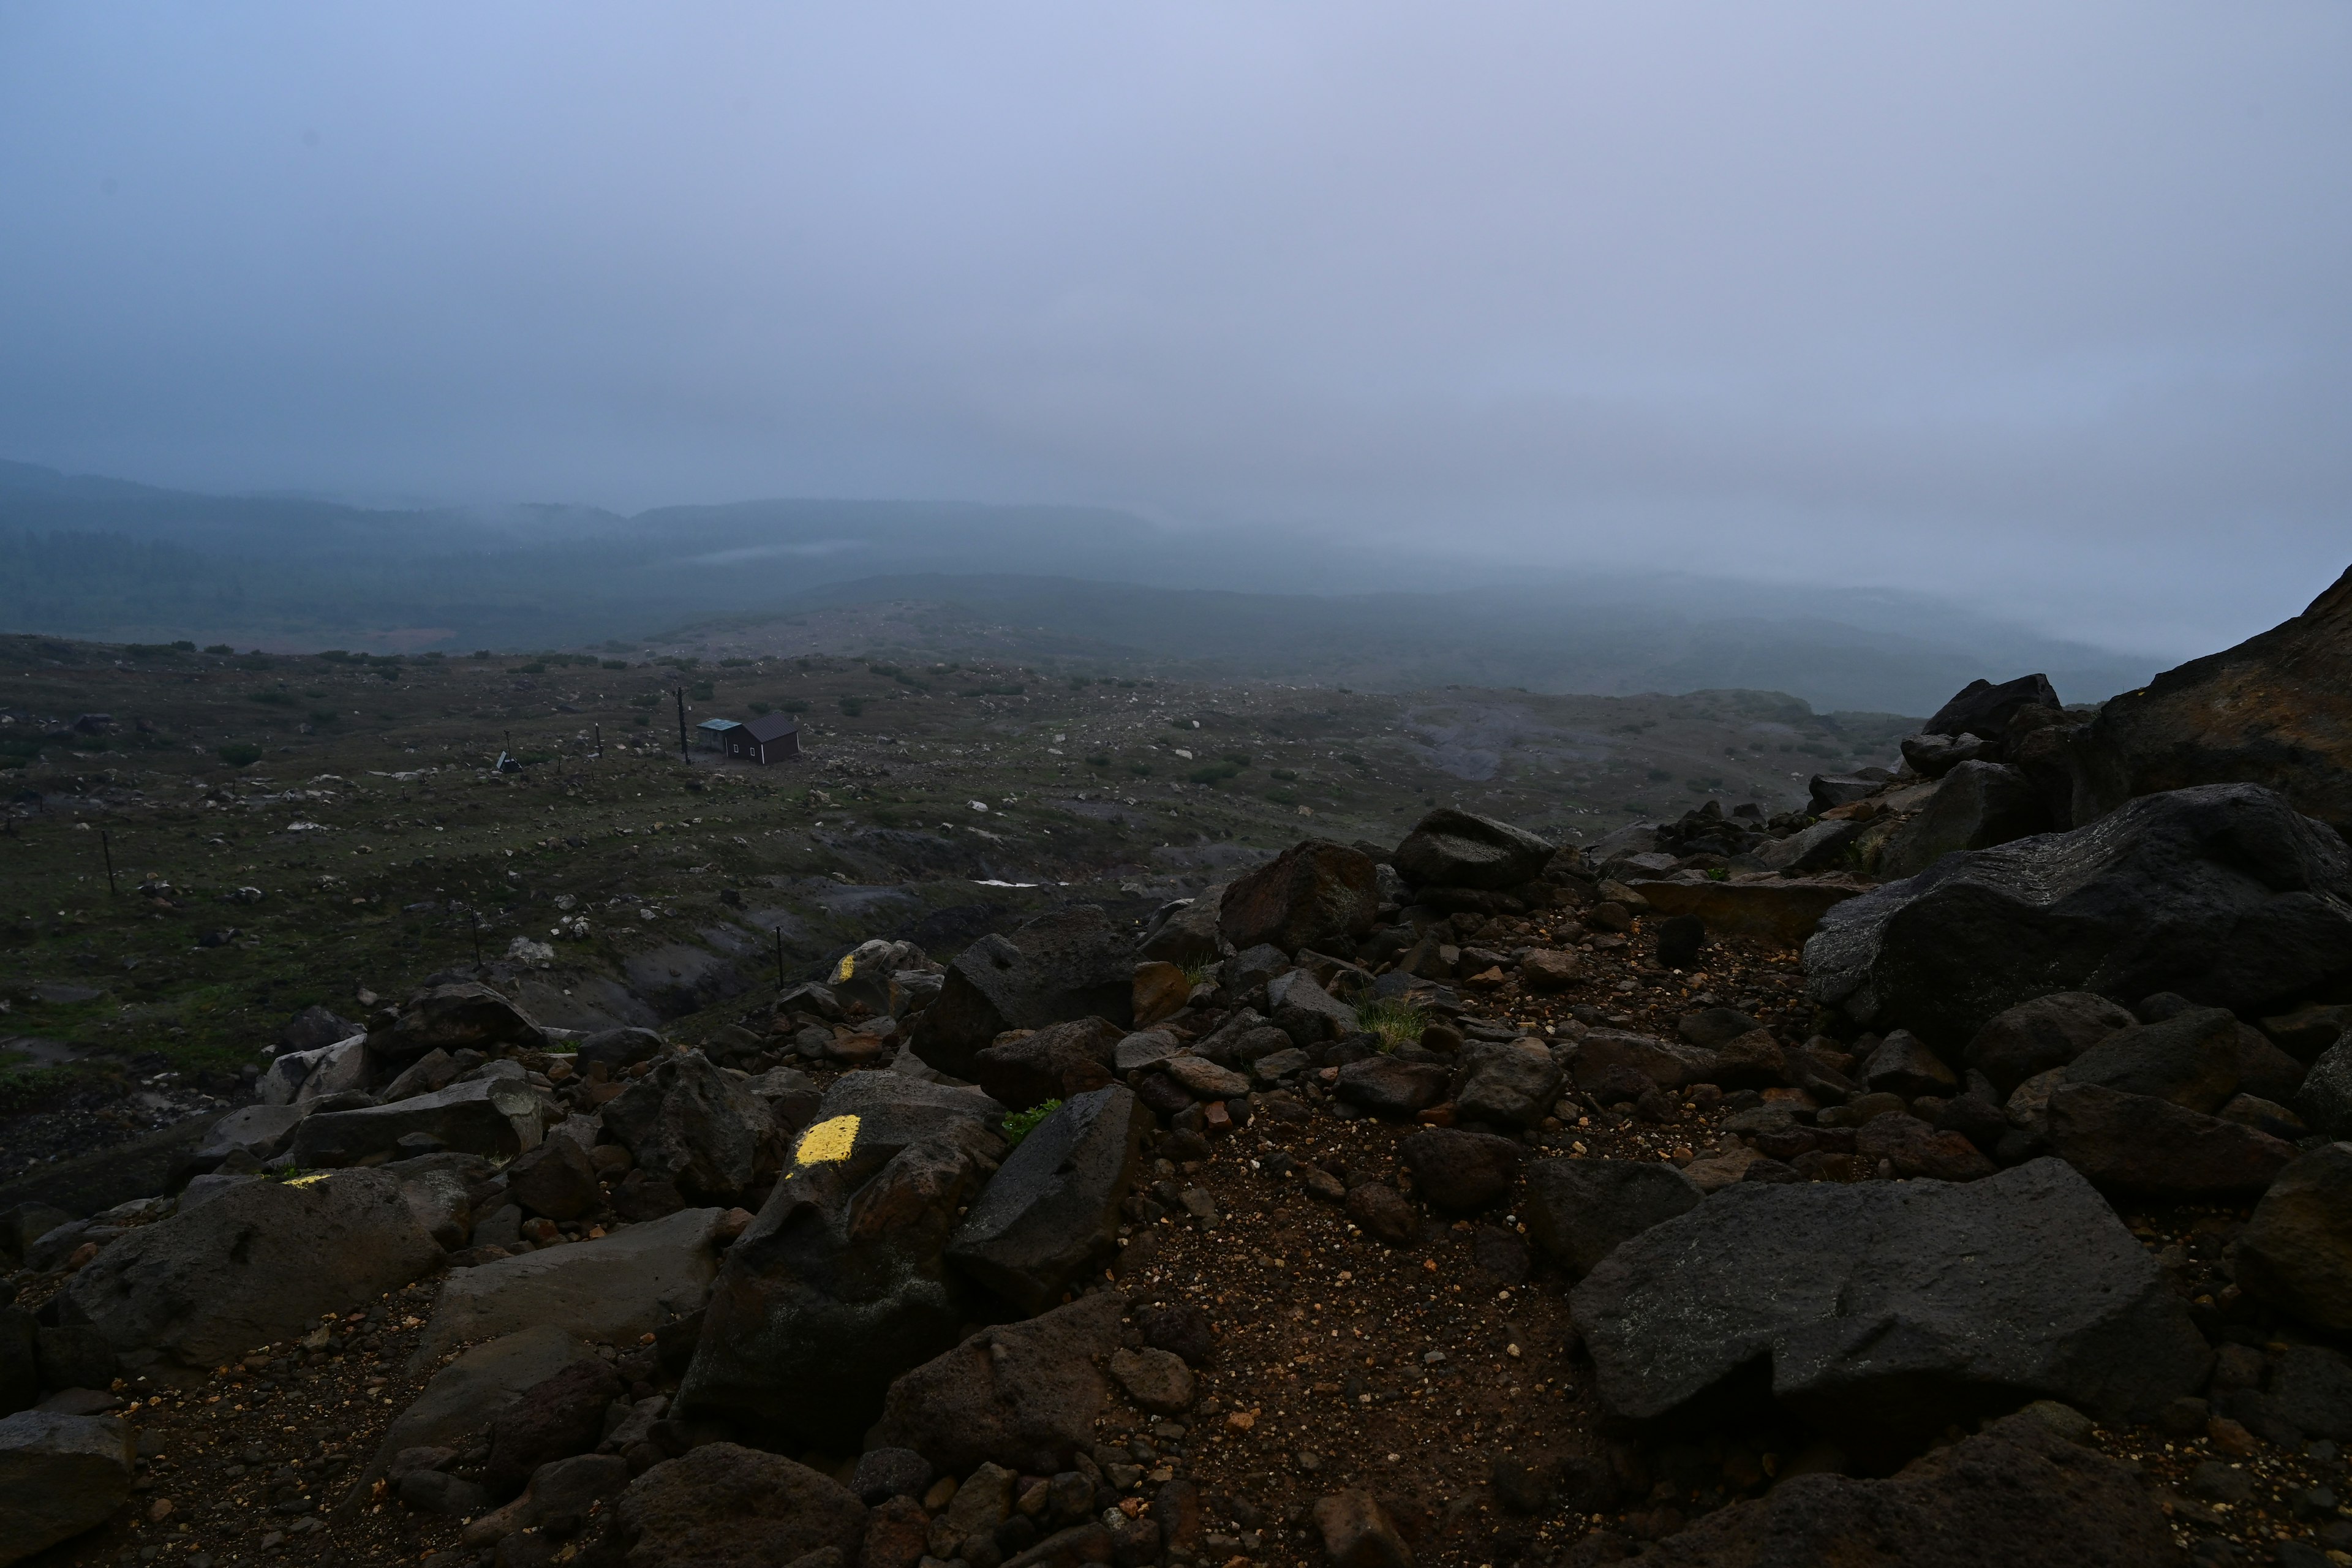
[725,712,801,764]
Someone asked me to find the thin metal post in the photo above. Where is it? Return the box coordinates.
[101,829,117,895]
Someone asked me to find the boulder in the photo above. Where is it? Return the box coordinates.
[1679,1008,1762,1049]
[1392,808,1554,891]
[410,1206,725,1366]
[359,1325,599,1497]
[391,1155,482,1250]
[65,1168,442,1368]
[1163,1055,1251,1101]
[1898,732,1995,778]
[869,1291,1125,1476]
[1805,783,2352,1052]
[1400,1128,1524,1213]
[849,1447,935,1507]
[1923,674,2064,742]
[1518,949,1583,991]
[614,1444,868,1568]
[380,1047,466,1104]
[1626,878,1863,947]
[2261,1003,2352,1061]
[1752,818,1866,876]
[1310,1490,1414,1568]
[1570,1159,2210,1439]
[373,982,547,1060]
[1112,1029,1183,1073]
[1572,1030,1717,1092]
[1108,1346,1195,1414]
[2043,1084,2296,1200]
[1,1311,34,1417]
[1137,894,1224,968]
[506,1136,600,1221]
[1346,1183,1421,1244]
[914,907,1136,1080]
[1449,1039,1562,1128]
[2071,564,2352,838]
[1218,840,1379,955]
[257,1034,370,1106]
[1521,1159,1703,1278]
[1877,762,2051,880]
[484,1357,626,1491]
[678,1072,1006,1450]
[1131,962,1192,1028]
[291,1075,547,1167]
[281,1003,361,1054]
[0,1411,135,1564]
[2297,1038,2352,1138]
[1265,969,1361,1047]
[2061,1008,2241,1112]
[948,1086,1149,1314]
[604,1052,778,1205]
[1962,993,2136,1098]
[2234,1142,2352,1333]
[1809,773,1888,815]
[576,1027,669,1076]
[1852,1114,1997,1182]
[1334,1057,1450,1119]
[194,1102,308,1164]
[1638,1410,2175,1568]
[973,1016,1124,1111]
[1860,1032,1959,1099]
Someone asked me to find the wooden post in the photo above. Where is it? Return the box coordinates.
[594,722,602,758]
[100,829,117,895]
[676,690,690,763]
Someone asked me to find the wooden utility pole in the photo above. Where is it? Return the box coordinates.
[676,690,690,763]
[100,829,117,895]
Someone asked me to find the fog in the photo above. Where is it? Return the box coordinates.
[2,2,2347,660]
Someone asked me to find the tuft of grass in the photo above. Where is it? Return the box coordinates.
[216,742,263,767]
[1355,997,1428,1053]
[1002,1099,1063,1148]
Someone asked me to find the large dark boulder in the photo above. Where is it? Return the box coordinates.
[1921,674,2064,743]
[1962,992,2136,1098]
[914,907,1136,1080]
[2234,1142,2352,1333]
[2071,563,2352,838]
[0,1411,138,1564]
[1218,840,1378,956]
[947,1086,1149,1314]
[1638,1411,2179,1568]
[65,1169,442,1368]
[2060,1008,2242,1112]
[1392,809,1553,891]
[605,1053,780,1206]
[614,1444,869,1568]
[370,982,547,1060]
[869,1291,1125,1476]
[971,1016,1124,1111]
[280,1003,361,1054]
[2041,1084,2296,1199]
[1570,1159,2209,1441]
[1399,1128,1524,1213]
[677,1073,1005,1450]
[1877,762,2051,880]
[1521,1158,1702,1278]
[1805,783,2352,1052]
[290,1074,546,1167]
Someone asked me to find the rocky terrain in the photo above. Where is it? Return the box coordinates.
[2,564,2350,1568]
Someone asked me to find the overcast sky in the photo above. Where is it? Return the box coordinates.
[2,3,2347,657]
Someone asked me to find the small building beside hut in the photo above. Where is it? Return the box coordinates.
[723,712,801,765]
[695,717,743,751]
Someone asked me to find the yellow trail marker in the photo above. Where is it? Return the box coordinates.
[794,1115,860,1165]
[834,954,856,984]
